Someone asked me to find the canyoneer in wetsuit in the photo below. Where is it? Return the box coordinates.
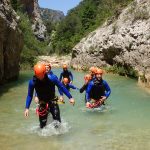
[34,62,53,104]
[59,78,79,102]
[24,63,75,128]
[79,74,92,103]
[86,69,111,108]
[59,64,73,83]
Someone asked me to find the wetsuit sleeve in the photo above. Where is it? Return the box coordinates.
[69,71,73,81]
[59,72,63,81]
[25,80,34,109]
[49,75,72,99]
[58,87,63,96]
[34,91,37,97]
[85,82,93,102]
[69,83,79,90]
[79,84,88,93]
[103,80,111,98]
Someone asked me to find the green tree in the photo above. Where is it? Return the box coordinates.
[51,0,133,55]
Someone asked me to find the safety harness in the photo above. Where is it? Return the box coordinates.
[36,96,59,116]
[36,103,49,116]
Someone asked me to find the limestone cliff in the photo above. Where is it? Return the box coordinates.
[20,0,46,41]
[40,8,64,23]
[71,0,150,87]
[0,0,23,84]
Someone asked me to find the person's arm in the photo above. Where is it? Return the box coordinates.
[49,74,72,99]
[25,80,34,109]
[69,71,73,82]
[59,72,63,81]
[79,84,88,93]
[24,80,34,117]
[69,83,79,90]
[103,80,111,98]
[85,82,93,102]
[58,87,64,96]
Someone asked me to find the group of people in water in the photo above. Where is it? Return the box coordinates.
[24,63,111,128]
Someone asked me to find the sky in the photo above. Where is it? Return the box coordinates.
[39,0,81,15]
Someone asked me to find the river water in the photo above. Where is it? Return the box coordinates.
[0,69,150,150]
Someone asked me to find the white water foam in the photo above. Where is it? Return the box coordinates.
[81,105,113,113]
[28,118,71,137]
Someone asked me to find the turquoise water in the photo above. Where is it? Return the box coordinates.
[0,69,150,150]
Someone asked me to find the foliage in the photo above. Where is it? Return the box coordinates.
[51,0,133,54]
[17,12,47,69]
[105,64,138,78]
[10,0,21,11]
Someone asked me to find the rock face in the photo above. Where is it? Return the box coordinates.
[71,0,150,87]
[21,0,46,41]
[38,55,71,68]
[40,8,64,23]
[0,0,23,84]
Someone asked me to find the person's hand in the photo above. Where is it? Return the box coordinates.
[86,102,91,108]
[24,109,29,118]
[99,96,107,104]
[59,96,64,102]
[69,98,75,106]
[34,96,39,104]
[58,96,65,104]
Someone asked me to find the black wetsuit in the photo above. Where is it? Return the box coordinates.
[59,70,73,83]
[25,74,72,128]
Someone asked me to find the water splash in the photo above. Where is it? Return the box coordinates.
[28,119,71,137]
[81,105,113,113]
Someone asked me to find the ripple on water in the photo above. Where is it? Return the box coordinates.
[80,104,114,113]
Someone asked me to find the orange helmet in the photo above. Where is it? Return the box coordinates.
[96,69,103,74]
[34,63,46,79]
[63,64,67,69]
[89,66,97,73]
[84,74,92,81]
[63,78,69,84]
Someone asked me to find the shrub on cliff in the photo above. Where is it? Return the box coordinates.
[51,0,133,55]
[18,12,47,69]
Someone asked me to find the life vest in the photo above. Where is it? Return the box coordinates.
[90,78,105,100]
[33,75,55,102]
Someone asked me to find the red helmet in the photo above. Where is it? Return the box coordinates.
[84,74,92,81]
[63,78,69,84]
[96,69,103,74]
[63,64,67,69]
[34,63,46,79]
[89,66,97,73]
